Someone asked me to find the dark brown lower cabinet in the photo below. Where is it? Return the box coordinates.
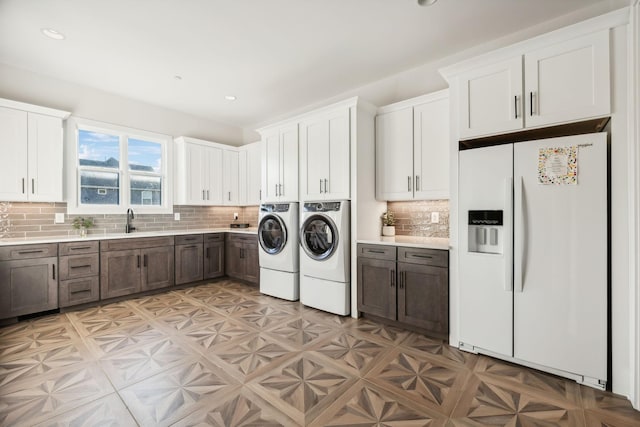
[357,243,449,339]
[58,241,100,308]
[100,237,175,300]
[204,233,224,279]
[0,243,58,319]
[225,233,259,285]
[175,235,204,285]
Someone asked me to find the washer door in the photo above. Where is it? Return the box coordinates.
[258,214,287,255]
[300,214,338,261]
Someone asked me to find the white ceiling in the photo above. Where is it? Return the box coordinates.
[0,0,628,130]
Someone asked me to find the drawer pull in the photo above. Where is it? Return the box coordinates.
[367,249,385,254]
[70,289,90,294]
[70,246,92,251]
[411,254,433,259]
[183,237,197,241]
[183,245,198,249]
[70,265,92,269]
[18,249,45,255]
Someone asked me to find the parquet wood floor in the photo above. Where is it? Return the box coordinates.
[0,279,638,426]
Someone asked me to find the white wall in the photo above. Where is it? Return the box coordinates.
[0,63,245,146]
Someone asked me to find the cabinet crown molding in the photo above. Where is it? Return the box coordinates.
[377,89,449,115]
[0,97,70,119]
[439,6,629,81]
[256,96,375,134]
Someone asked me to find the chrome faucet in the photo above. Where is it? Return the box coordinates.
[125,208,136,233]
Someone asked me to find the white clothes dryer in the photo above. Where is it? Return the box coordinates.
[299,200,350,315]
[258,202,299,301]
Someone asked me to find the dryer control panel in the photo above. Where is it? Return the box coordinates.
[303,202,342,212]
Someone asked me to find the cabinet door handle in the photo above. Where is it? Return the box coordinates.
[143,254,148,267]
[323,179,327,193]
[319,179,323,194]
[22,178,25,194]
[31,178,35,194]
[52,264,56,280]
[415,176,419,191]
[206,247,210,259]
[207,190,210,200]
[530,91,534,116]
[202,190,205,200]
[228,192,231,201]
[514,95,519,119]
[390,269,395,287]
[259,189,262,200]
[407,176,412,192]
[279,184,283,196]
[137,255,141,268]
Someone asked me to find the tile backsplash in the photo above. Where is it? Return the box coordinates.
[386,200,449,238]
[0,202,259,239]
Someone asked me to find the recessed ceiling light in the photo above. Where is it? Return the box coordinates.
[41,28,65,40]
[417,0,438,6]
[174,75,183,81]
[225,95,237,101]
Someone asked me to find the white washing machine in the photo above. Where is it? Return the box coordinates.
[299,200,350,315]
[258,202,299,301]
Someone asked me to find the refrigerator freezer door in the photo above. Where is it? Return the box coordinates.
[459,144,514,357]
[513,133,607,381]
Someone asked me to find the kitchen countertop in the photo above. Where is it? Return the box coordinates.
[357,235,450,250]
[0,228,258,247]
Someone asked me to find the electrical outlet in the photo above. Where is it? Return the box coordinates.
[431,212,439,223]
[54,213,65,224]
[174,213,180,221]
[233,212,239,220]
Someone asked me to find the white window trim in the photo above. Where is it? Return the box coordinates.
[65,117,173,215]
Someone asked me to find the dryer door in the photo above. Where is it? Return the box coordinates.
[258,214,288,255]
[300,214,339,261]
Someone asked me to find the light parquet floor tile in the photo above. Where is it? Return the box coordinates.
[308,379,448,427]
[2,279,639,426]
[32,393,137,427]
[248,352,357,425]
[119,358,239,426]
[366,346,472,416]
[0,362,115,427]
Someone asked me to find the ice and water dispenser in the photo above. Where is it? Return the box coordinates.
[468,210,503,254]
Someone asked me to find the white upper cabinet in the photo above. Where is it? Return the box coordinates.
[523,30,610,128]
[238,142,261,206]
[457,29,610,140]
[260,123,298,202]
[300,107,350,201]
[222,149,239,205]
[458,57,523,140]
[174,137,223,205]
[0,100,69,202]
[376,90,449,201]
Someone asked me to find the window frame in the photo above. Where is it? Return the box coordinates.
[66,117,173,215]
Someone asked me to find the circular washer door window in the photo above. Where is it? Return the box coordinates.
[300,214,338,261]
[258,214,287,255]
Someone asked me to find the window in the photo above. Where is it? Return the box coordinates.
[69,118,172,214]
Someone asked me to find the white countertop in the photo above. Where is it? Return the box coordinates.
[0,228,258,247]
[357,235,450,250]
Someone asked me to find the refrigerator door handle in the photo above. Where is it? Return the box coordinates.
[514,176,525,293]
[504,177,513,291]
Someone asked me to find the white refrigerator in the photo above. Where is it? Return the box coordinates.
[458,133,607,389]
